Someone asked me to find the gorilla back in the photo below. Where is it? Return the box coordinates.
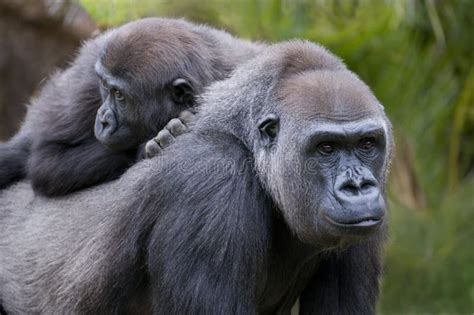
[0,18,264,196]
[0,41,393,314]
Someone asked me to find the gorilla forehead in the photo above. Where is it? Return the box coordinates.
[277,70,383,123]
[100,18,214,86]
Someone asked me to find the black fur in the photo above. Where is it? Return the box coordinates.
[0,41,393,313]
[0,18,263,196]
[0,132,30,190]
[132,40,392,312]
[300,237,384,314]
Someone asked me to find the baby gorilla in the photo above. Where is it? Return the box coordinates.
[0,18,263,196]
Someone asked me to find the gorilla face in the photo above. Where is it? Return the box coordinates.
[94,64,136,151]
[93,59,194,152]
[256,70,392,247]
[301,119,387,239]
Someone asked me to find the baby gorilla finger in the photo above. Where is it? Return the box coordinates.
[145,139,162,159]
[166,118,187,137]
[156,129,174,149]
[178,110,195,124]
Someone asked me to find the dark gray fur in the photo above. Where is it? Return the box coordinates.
[0,17,264,196]
[0,41,393,314]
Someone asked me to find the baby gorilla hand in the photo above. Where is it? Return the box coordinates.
[145,110,194,158]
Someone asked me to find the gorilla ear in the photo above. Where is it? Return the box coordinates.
[258,114,279,142]
[172,78,194,106]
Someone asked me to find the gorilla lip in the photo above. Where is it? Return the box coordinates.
[323,214,383,229]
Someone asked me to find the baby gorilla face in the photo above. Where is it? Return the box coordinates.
[93,59,195,152]
[94,61,137,151]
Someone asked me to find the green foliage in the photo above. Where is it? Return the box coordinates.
[382,179,474,313]
[80,0,474,312]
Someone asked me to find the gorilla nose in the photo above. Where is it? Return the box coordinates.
[328,169,385,231]
[97,108,117,133]
[100,118,110,130]
[333,168,383,213]
[337,178,377,198]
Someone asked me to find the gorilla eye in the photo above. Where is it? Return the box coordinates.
[113,88,125,101]
[318,143,335,155]
[359,138,376,151]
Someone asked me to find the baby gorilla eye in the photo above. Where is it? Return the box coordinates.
[112,88,125,101]
[318,142,335,155]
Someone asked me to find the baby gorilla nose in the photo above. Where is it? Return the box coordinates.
[99,118,110,130]
[96,107,118,136]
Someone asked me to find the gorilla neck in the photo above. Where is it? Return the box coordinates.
[258,213,321,312]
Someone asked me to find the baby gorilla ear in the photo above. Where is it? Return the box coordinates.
[258,114,279,145]
[172,78,194,106]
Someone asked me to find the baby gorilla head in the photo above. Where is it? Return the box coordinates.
[93,18,222,151]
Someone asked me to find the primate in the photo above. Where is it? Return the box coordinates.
[0,41,393,314]
[0,18,264,196]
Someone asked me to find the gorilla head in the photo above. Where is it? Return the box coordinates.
[94,18,220,151]
[193,41,393,249]
[256,63,391,247]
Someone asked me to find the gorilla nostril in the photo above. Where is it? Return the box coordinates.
[340,181,359,196]
[99,110,107,122]
[338,178,378,197]
[360,180,377,194]
[99,110,114,128]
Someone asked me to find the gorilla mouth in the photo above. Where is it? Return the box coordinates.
[324,214,383,231]
[329,217,381,227]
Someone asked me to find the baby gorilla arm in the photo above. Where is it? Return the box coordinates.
[28,138,133,196]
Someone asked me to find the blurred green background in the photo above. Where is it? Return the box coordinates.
[3,0,472,313]
[81,0,474,313]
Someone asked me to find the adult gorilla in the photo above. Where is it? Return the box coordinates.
[0,41,393,314]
